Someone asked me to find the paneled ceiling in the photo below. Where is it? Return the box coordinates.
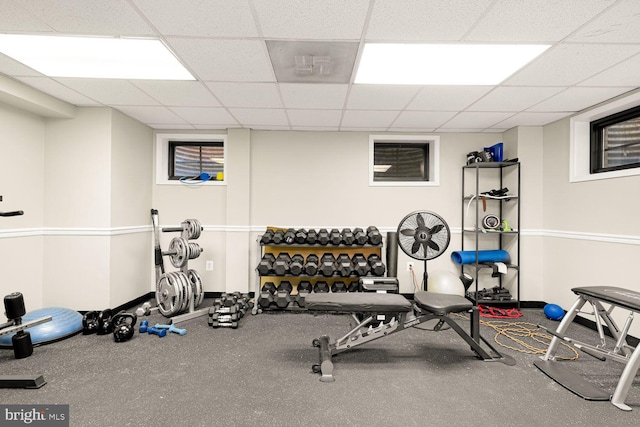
[1,0,639,132]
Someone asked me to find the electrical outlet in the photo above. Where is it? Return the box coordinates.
[406,261,414,271]
[205,260,213,271]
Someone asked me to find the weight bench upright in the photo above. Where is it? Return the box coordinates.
[535,286,640,411]
[306,291,515,382]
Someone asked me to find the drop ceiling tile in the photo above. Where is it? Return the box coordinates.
[466,0,613,42]
[279,84,348,109]
[287,109,342,127]
[504,43,640,86]
[193,124,242,130]
[407,86,493,111]
[341,110,399,128]
[17,76,99,105]
[346,85,421,110]
[132,81,220,107]
[387,127,437,132]
[170,107,238,126]
[339,126,389,132]
[528,87,635,112]
[0,2,52,32]
[114,106,187,125]
[167,38,273,82]
[568,0,640,42]
[55,78,159,105]
[19,0,155,35]
[436,128,485,133]
[440,112,514,129]
[253,0,369,39]
[206,83,281,108]
[467,86,565,111]
[229,108,289,127]
[291,126,340,131]
[494,112,572,129]
[579,53,640,86]
[366,0,492,41]
[133,0,258,37]
[391,111,457,128]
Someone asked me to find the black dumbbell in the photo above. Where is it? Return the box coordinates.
[306,229,318,245]
[211,321,238,329]
[317,229,330,245]
[367,226,383,245]
[341,228,355,245]
[209,304,240,315]
[347,281,360,292]
[257,253,276,275]
[261,230,274,244]
[336,254,354,277]
[210,312,239,321]
[353,228,368,245]
[283,228,296,244]
[275,281,293,308]
[304,254,319,276]
[329,229,342,245]
[273,253,291,276]
[331,281,348,293]
[289,254,305,276]
[352,253,370,276]
[368,254,386,276]
[314,281,330,293]
[294,229,307,244]
[296,281,313,307]
[258,282,277,308]
[272,230,285,244]
[319,254,337,277]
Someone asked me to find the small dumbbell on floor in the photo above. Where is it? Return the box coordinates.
[139,320,166,337]
[211,321,238,329]
[153,323,187,336]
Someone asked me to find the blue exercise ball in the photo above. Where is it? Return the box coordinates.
[544,304,565,321]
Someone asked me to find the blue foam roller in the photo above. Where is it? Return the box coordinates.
[0,307,83,347]
[450,249,510,265]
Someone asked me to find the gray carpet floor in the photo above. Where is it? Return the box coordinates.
[1,302,639,426]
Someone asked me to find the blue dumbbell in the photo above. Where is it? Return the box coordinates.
[146,326,167,337]
[154,324,187,336]
[139,320,149,333]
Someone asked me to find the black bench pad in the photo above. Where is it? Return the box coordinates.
[305,293,412,313]
[572,286,640,313]
[414,291,472,315]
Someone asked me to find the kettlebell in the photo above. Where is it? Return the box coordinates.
[97,309,113,335]
[112,312,137,343]
[82,311,99,334]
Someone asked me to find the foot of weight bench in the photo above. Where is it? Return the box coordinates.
[0,374,47,389]
[312,335,334,382]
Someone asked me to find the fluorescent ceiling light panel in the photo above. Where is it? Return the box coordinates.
[0,34,194,80]
[355,43,550,85]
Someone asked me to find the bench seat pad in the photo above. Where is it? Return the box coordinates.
[414,291,472,315]
[572,286,640,313]
[305,293,412,313]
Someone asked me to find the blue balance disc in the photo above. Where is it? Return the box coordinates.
[0,307,83,347]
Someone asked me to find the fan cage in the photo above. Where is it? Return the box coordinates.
[397,211,451,261]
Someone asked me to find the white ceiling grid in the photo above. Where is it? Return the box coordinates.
[0,0,637,132]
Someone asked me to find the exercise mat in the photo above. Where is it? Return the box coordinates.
[451,249,510,265]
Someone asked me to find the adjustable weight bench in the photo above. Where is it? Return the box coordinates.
[306,291,515,382]
[535,286,640,411]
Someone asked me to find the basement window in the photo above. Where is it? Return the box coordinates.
[155,133,226,186]
[169,141,224,181]
[369,135,440,186]
[590,105,640,174]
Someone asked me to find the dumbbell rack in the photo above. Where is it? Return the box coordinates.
[155,218,208,324]
[252,227,385,315]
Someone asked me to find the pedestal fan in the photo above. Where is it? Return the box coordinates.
[397,210,451,291]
